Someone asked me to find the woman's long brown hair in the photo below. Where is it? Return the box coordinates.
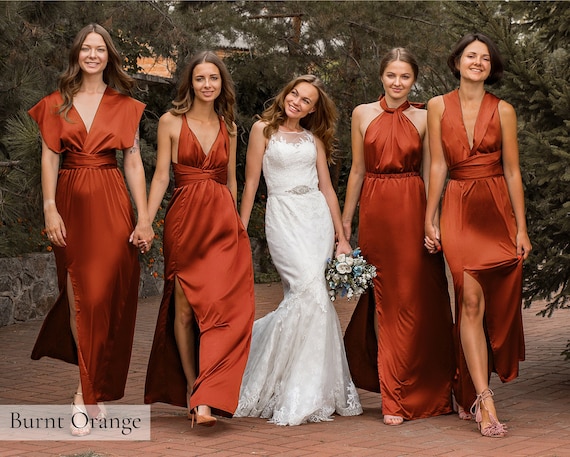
[259,74,338,163]
[169,51,236,136]
[57,23,135,119]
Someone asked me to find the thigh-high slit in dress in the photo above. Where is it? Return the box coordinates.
[439,90,525,411]
[28,88,145,409]
[344,96,455,420]
[144,116,255,417]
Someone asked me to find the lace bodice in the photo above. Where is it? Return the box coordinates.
[263,129,319,196]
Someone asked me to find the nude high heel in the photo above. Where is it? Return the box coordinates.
[94,402,107,422]
[470,388,507,438]
[70,393,91,436]
[190,406,217,428]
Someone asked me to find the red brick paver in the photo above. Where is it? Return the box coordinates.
[1,283,569,456]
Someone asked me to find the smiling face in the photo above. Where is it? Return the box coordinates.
[283,82,319,120]
[78,32,108,76]
[457,40,491,83]
[191,62,222,103]
[381,60,415,104]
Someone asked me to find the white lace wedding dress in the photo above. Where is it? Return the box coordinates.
[234,129,362,426]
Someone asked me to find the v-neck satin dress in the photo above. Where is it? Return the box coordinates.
[344,97,454,420]
[28,87,145,406]
[144,115,255,417]
[440,90,525,411]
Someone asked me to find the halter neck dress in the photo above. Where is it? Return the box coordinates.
[344,96,454,420]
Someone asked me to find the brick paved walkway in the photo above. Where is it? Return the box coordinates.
[0,283,569,456]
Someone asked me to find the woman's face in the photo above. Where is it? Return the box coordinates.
[192,62,222,103]
[284,82,319,120]
[381,60,415,102]
[457,40,491,82]
[78,32,108,76]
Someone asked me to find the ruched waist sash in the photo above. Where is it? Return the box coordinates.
[365,171,420,179]
[449,151,503,180]
[173,163,227,187]
[61,151,117,169]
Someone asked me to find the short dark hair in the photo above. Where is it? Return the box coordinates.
[447,33,504,85]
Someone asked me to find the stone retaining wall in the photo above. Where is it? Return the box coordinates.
[0,253,164,327]
[0,238,275,328]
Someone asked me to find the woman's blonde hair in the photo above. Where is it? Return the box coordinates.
[58,23,135,118]
[259,74,338,163]
[169,51,236,136]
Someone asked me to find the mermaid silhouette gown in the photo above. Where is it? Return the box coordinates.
[145,116,255,416]
[344,96,454,420]
[234,129,363,425]
[440,90,525,411]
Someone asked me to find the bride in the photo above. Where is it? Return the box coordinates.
[235,75,362,426]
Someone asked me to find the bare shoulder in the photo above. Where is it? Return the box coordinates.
[352,101,381,135]
[427,95,444,112]
[407,104,427,120]
[251,119,268,132]
[353,100,380,117]
[159,111,181,127]
[498,99,516,118]
[312,133,325,148]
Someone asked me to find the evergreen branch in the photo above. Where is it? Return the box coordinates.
[0,161,21,168]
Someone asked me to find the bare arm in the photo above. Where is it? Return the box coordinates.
[499,100,531,259]
[424,96,448,253]
[420,110,431,193]
[41,139,66,247]
[147,113,176,225]
[315,138,352,257]
[239,121,267,229]
[226,124,238,203]
[341,105,367,241]
[124,129,154,252]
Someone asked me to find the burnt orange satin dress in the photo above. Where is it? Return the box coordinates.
[344,97,454,420]
[144,116,255,417]
[28,88,145,406]
[440,90,525,411]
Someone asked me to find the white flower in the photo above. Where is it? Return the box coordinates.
[336,262,352,274]
[324,248,377,302]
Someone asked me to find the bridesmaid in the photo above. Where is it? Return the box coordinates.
[424,33,531,438]
[342,48,454,425]
[28,23,152,436]
[144,51,255,427]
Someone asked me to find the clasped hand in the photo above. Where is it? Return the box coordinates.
[129,221,154,254]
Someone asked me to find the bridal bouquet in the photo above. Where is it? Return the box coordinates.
[325,248,376,301]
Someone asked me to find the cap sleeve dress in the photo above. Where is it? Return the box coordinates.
[28,88,146,407]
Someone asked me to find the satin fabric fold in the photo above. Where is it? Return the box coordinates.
[144,116,255,417]
[28,88,146,408]
[344,96,454,420]
[439,90,525,412]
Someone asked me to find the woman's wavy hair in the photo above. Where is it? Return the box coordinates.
[58,23,135,118]
[169,51,236,136]
[259,74,338,163]
[447,32,504,85]
[379,47,419,81]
